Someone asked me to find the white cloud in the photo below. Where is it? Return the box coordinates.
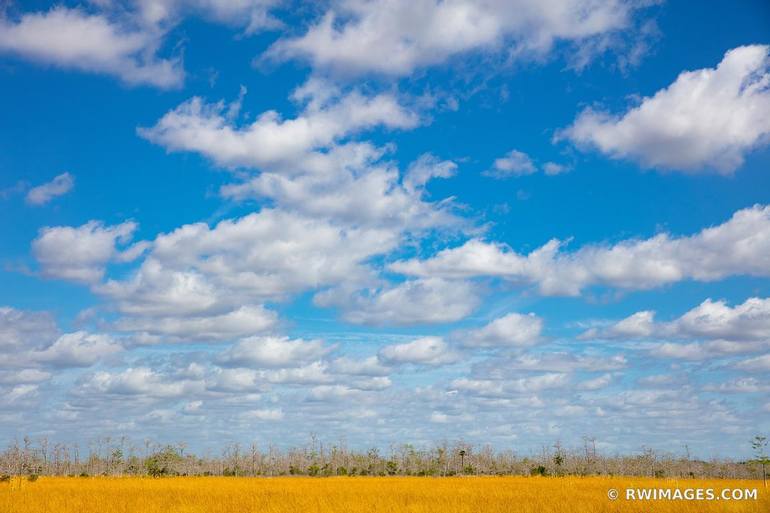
[221,145,459,231]
[402,153,458,192]
[0,308,119,372]
[378,336,460,366]
[329,356,391,376]
[581,310,654,339]
[562,45,770,173]
[506,373,569,392]
[99,209,398,316]
[241,408,284,421]
[0,369,51,386]
[262,361,333,385]
[182,400,203,414]
[429,412,449,423]
[25,172,74,205]
[449,378,505,397]
[0,307,58,351]
[484,150,570,178]
[350,376,391,391]
[486,150,536,177]
[307,384,363,402]
[31,331,123,368]
[135,0,280,33]
[471,353,626,385]
[0,384,38,404]
[115,305,278,342]
[650,340,765,361]
[317,278,480,325]
[451,372,568,396]
[0,7,182,88]
[591,297,770,342]
[390,205,770,295]
[664,297,770,341]
[207,368,263,392]
[542,162,570,175]
[218,336,331,368]
[139,84,418,169]
[577,373,613,390]
[79,367,204,398]
[268,0,650,76]
[33,221,148,284]
[735,354,770,372]
[705,377,770,394]
[460,312,542,348]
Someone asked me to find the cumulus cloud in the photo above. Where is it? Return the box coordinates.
[484,150,570,178]
[589,297,770,342]
[451,372,569,396]
[115,305,278,342]
[317,278,481,325]
[329,356,391,376]
[78,367,204,398]
[134,0,280,33]
[562,45,770,173]
[704,377,770,394]
[25,172,74,205]
[218,336,331,368]
[584,310,655,339]
[0,7,182,88]
[460,312,543,348]
[486,150,536,177]
[0,307,58,351]
[0,306,120,373]
[0,369,51,386]
[262,361,333,385]
[98,209,397,314]
[735,354,770,372]
[651,340,766,361]
[402,153,458,192]
[221,145,460,230]
[378,336,460,366]
[504,352,626,372]
[241,408,284,421]
[268,0,652,76]
[33,220,148,284]
[139,84,419,169]
[31,332,123,368]
[390,205,770,295]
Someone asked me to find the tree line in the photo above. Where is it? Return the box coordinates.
[0,435,767,480]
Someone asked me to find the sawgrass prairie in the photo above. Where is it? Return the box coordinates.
[1,476,766,513]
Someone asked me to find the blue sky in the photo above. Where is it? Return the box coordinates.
[1,0,770,457]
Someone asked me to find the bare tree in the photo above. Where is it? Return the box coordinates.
[751,435,768,488]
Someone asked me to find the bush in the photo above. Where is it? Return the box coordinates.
[27,474,39,482]
[530,466,548,477]
[0,475,10,483]
[145,446,183,478]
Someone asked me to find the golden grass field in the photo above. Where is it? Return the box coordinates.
[0,476,767,513]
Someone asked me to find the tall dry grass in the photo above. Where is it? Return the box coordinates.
[0,476,766,513]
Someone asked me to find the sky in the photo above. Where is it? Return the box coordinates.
[1,0,770,458]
